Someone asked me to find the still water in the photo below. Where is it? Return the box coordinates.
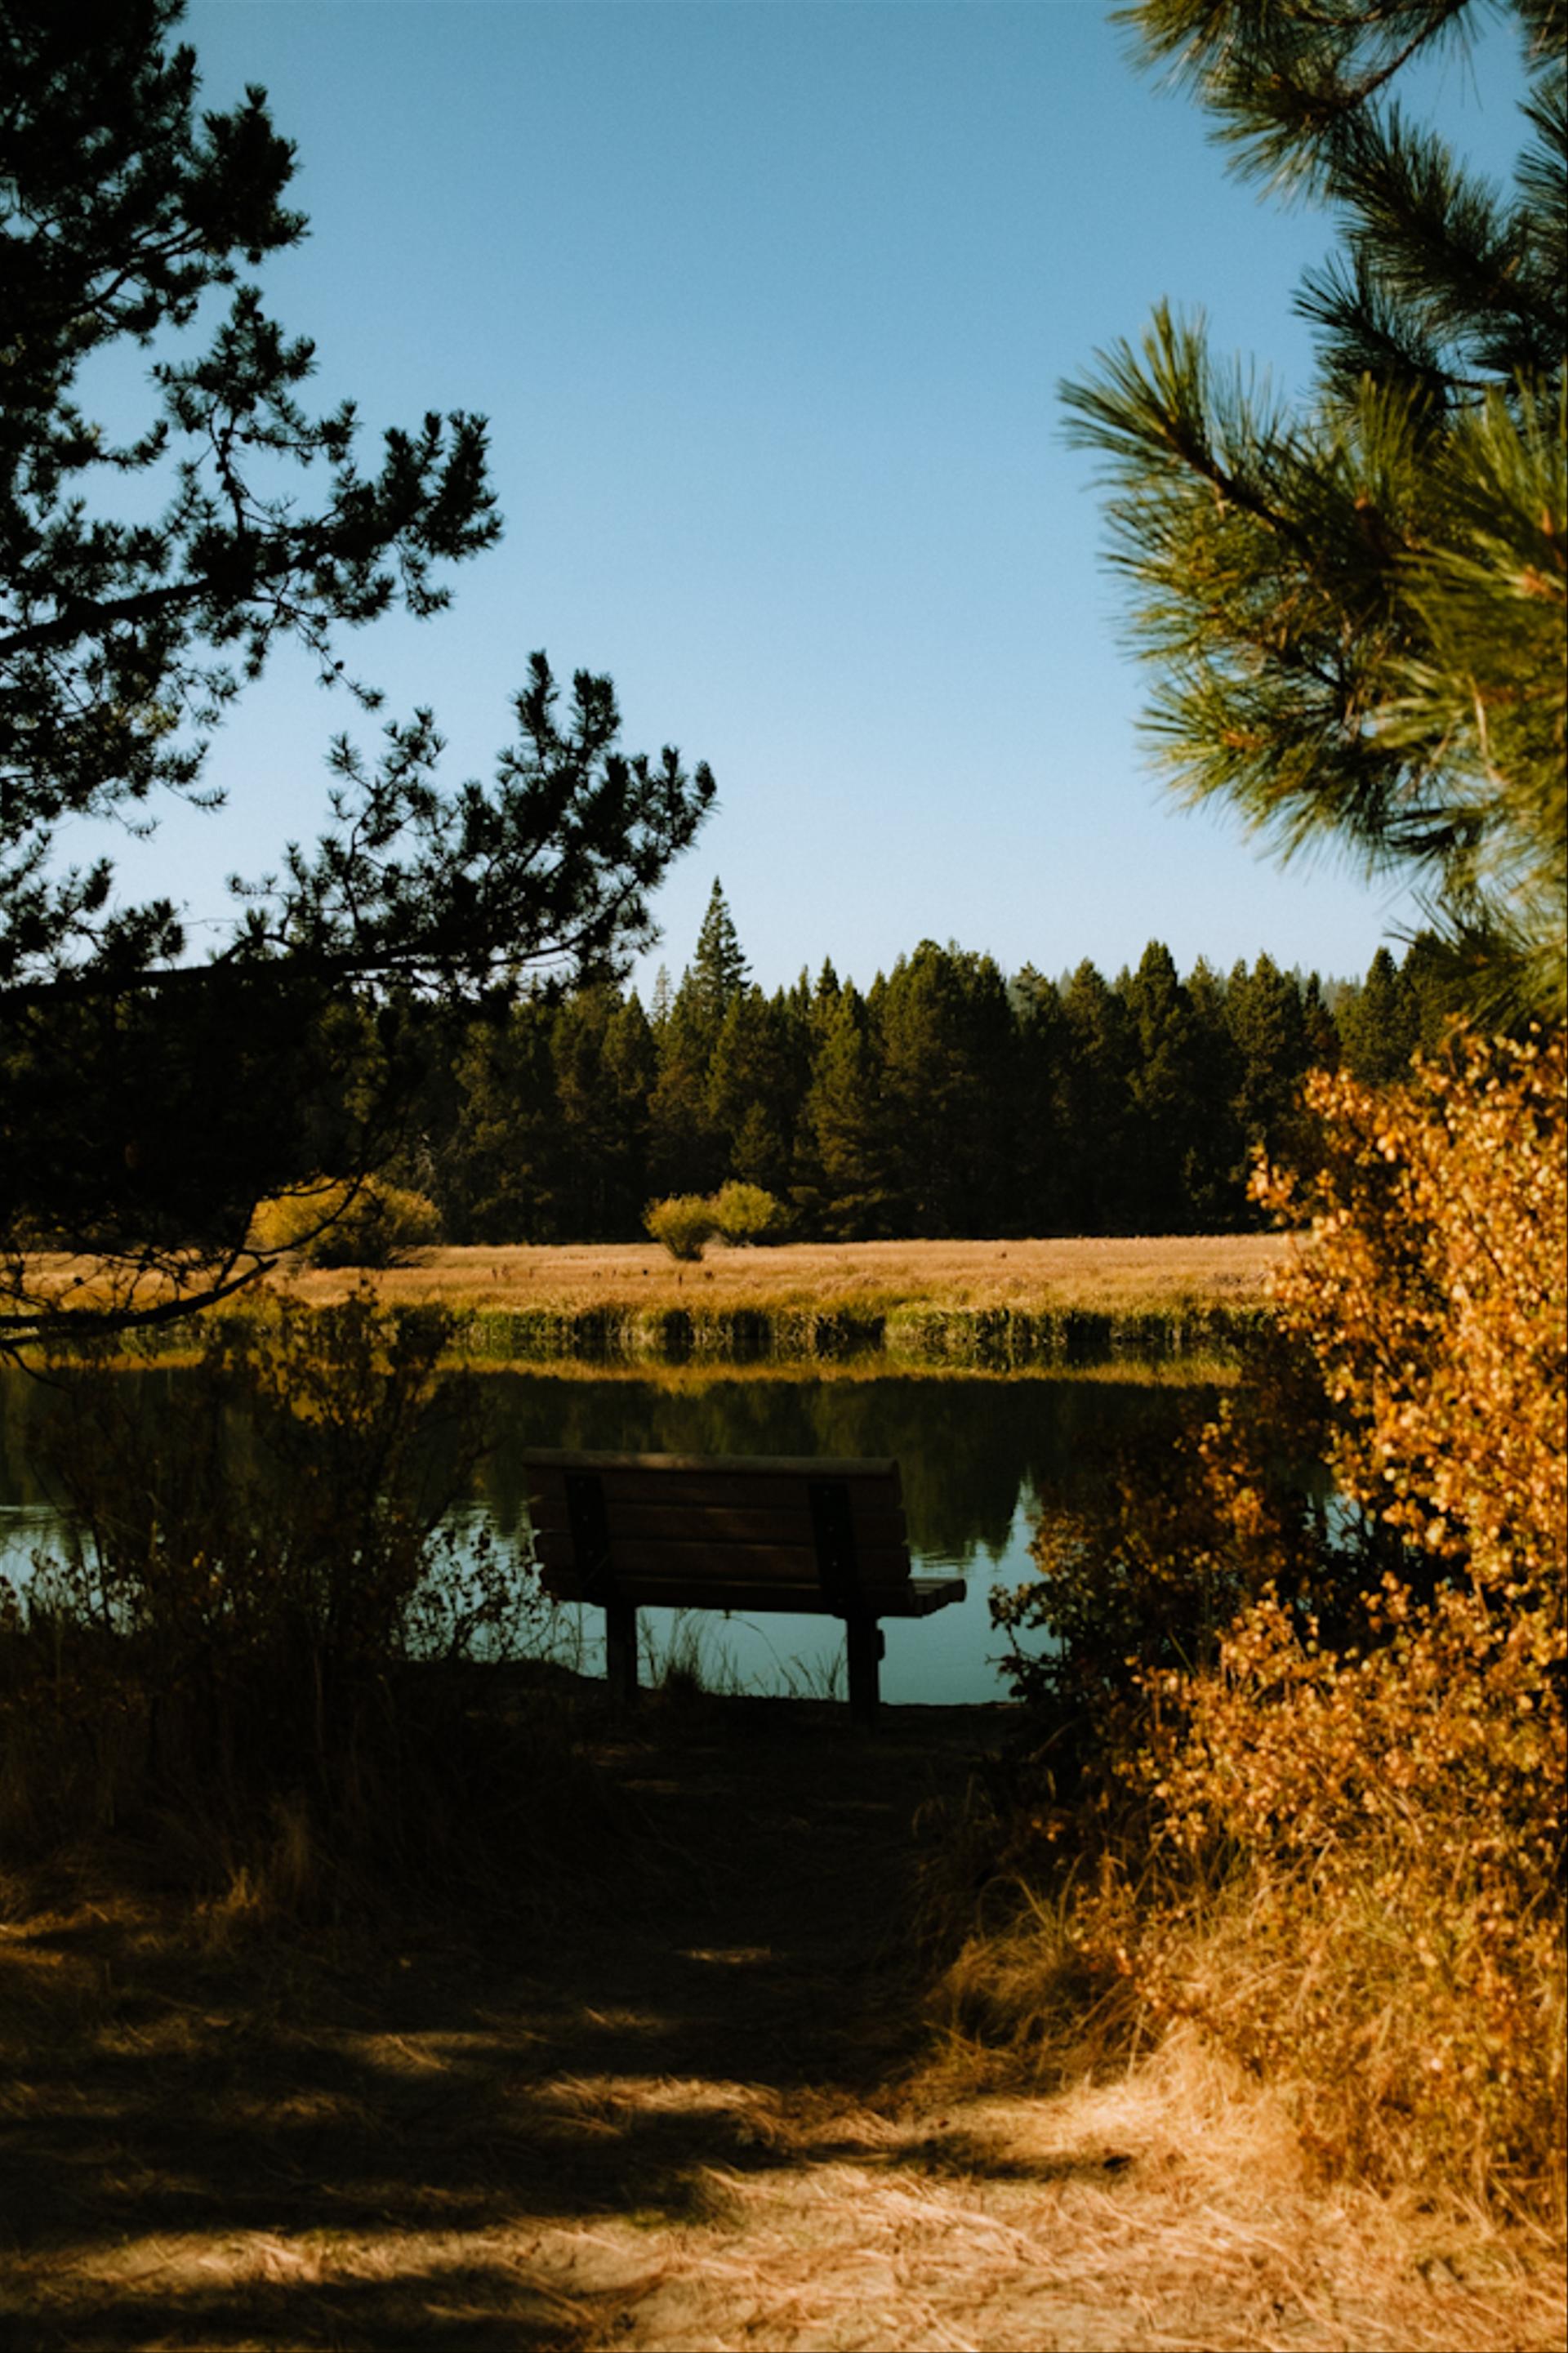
[0,1369,1205,1707]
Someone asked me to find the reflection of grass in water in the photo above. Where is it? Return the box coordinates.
[461,1353,1241,1391]
[64,1332,1250,1383]
[442,1299,1263,1374]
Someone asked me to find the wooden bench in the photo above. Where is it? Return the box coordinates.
[523,1449,964,1722]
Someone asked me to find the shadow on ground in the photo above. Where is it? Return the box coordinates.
[0,1695,1005,2351]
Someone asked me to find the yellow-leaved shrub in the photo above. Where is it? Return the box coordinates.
[967,1032,1566,2220]
[249,1174,441,1268]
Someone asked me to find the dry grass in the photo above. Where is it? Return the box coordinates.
[17,1234,1285,1367]
[574,2040,1566,2353]
[2,1694,1559,2353]
[6,2046,1559,2352]
[278,1233,1289,1319]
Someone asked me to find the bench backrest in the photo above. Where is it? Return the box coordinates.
[523,1449,911,1618]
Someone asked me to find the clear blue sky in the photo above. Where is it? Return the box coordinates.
[112,0,1526,996]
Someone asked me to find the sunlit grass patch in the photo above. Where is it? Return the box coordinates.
[19,1234,1285,1370]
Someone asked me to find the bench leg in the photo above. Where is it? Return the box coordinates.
[605,1598,639,1707]
[845,1617,884,1726]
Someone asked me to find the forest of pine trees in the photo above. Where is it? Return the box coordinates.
[384,884,1456,1246]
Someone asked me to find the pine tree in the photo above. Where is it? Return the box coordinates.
[649,965,675,1030]
[689,880,750,1033]
[1013,965,1069,1233]
[1300,971,1343,1076]
[1339,946,1422,1084]
[1226,953,1314,1171]
[1399,927,1487,1054]
[434,998,564,1243]
[648,972,724,1198]
[1055,960,1137,1232]
[1122,942,1211,1230]
[707,986,800,1197]
[806,958,843,1049]
[551,985,651,1239]
[878,943,1017,1236]
[795,986,892,1240]
[1182,956,1246,1224]
[1062,0,1566,1018]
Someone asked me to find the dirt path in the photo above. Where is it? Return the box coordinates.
[2,1697,1561,2353]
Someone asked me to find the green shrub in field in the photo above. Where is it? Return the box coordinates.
[643,1194,718,1261]
[644,1183,787,1258]
[710,1181,787,1245]
[250,1175,441,1268]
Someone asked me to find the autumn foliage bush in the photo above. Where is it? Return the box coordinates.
[644,1183,788,1259]
[249,1174,442,1268]
[971,1032,1566,2220]
[642,1192,719,1261]
[710,1179,789,1244]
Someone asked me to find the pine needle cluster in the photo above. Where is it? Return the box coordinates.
[1064,0,1566,1018]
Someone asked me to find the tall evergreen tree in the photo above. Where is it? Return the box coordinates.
[1339,945,1422,1084]
[805,957,844,1049]
[1400,927,1484,1054]
[1012,965,1069,1233]
[648,969,724,1198]
[878,943,1017,1235]
[1226,952,1314,1174]
[708,985,801,1197]
[1300,969,1342,1076]
[552,985,654,1239]
[434,997,563,1243]
[1182,956,1246,1224]
[1055,960,1137,1232]
[601,991,657,1227]
[795,985,892,1240]
[1121,941,1210,1230]
[645,884,751,1197]
[648,965,675,1030]
[1062,0,1566,1019]
[689,879,750,1033]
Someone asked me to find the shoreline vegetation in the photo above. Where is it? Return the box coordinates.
[29,1234,1286,1372]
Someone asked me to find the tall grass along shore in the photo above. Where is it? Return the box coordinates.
[32,1235,1285,1370]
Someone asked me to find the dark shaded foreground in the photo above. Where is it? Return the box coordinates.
[5,1689,1562,2353]
[0,1693,996,2351]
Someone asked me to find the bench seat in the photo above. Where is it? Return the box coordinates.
[523,1448,964,1719]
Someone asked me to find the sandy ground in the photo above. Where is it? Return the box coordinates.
[2,1693,1560,2353]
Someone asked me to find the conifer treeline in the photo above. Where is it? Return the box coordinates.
[399,884,1450,1244]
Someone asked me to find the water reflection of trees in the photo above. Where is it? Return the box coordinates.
[2,1366,196,1510]
[474,1375,1207,1571]
[1,1367,1209,1580]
